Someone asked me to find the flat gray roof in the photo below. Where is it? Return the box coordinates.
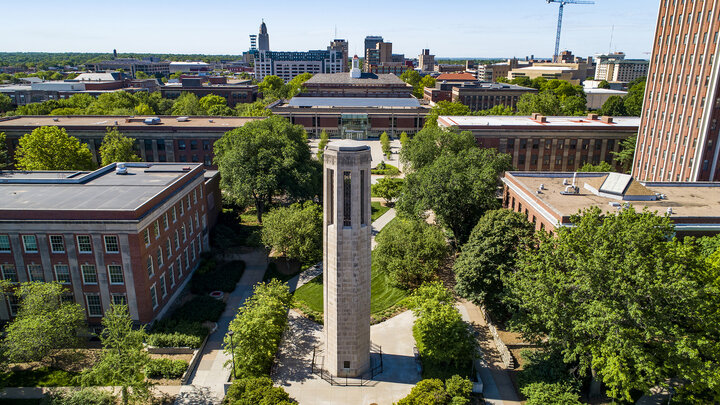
[287,97,421,108]
[0,163,202,212]
[304,72,407,86]
[438,115,640,128]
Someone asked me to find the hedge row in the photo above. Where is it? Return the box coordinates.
[145,358,189,379]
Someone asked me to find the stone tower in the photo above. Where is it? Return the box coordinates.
[258,20,269,52]
[323,141,371,378]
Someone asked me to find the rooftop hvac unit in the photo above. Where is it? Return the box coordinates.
[176,116,189,122]
[143,117,161,125]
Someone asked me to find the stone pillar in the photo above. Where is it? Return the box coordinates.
[323,140,371,378]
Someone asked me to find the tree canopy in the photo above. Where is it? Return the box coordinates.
[99,127,141,166]
[15,126,95,171]
[611,135,636,173]
[0,132,10,169]
[213,115,320,222]
[505,207,720,402]
[261,202,322,265]
[399,125,476,172]
[454,209,535,322]
[371,176,404,204]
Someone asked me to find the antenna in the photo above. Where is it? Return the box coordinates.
[334,25,337,39]
[609,25,615,54]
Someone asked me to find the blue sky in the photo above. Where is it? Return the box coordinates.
[1,0,659,59]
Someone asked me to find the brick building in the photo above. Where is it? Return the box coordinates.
[302,72,412,98]
[438,114,639,171]
[0,162,221,325]
[633,0,720,182]
[502,171,720,237]
[0,116,264,168]
[160,77,258,106]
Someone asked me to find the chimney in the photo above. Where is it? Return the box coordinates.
[601,116,614,124]
[587,113,599,120]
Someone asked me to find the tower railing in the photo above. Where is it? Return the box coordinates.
[310,345,383,386]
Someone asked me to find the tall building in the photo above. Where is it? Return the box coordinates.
[252,49,344,82]
[364,36,383,57]
[594,52,649,83]
[633,1,720,182]
[258,20,270,51]
[419,49,435,72]
[323,141,372,377]
[329,39,349,72]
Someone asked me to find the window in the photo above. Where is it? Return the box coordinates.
[327,169,334,225]
[188,220,193,235]
[193,189,198,204]
[50,235,65,253]
[86,294,103,317]
[0,235,10,253]
[190,140,198,150]
[54,264,71,284]
[112,294,127,306]
[174,231,180,251]
[157,247,164,267]
[195,212,200,229]
[22,235,38,253]
[154,221,160,239]
[179,201,184,216]
[147,256,154,277]
[169,264,175,287]
[203,140,210,150]
[77,235,92,253]
[184,249,190,270]
[186,196,191,210]
[172,207,177,222]
[182,225,187,241]
[27,264,44,282]
[7,295,19,316]
[160,274,167,297]
[108,265,124,284]
[150,285,158,309]
[176,258,183,278]
[343,171,351,227]
[162,213,169,230]
[178,140,186,150]
[81,264,97,284]
[1,264,17,282]
[104,235,119,253]
[144,229,150,245]
[191,241,196,261]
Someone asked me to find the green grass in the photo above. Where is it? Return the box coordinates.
[0,367,80,387]
[293,262,409,324]
[371,163,401,176]
[371,202,390,222]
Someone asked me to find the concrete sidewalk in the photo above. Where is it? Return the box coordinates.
[371,208,396,249]
[174,250,269,405]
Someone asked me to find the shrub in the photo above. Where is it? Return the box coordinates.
[145,358,188,379]
[224,376,295,404]
[46,387,116,405]
[172,295,226,323]
[191,260,245,294]
[371,161,401,176]
[147,319,208,348]
[520,382,581,405]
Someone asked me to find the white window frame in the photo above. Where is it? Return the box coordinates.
[22,235,38,253]
[168,264,175,287]
[27,264,44,282]
[81,264,98,285]
[150,284,158,309]
[171,207,177,222]
[111,294,127,306]
[143,228,150,245]
[157,247,164,267]
[104,235,120,253]
[49,235,65,253]
[7,295,19,316]
[162,213,169,230]
[154,221,160,239]
[76,235,92,254]
[108,264,124,285]
[176,258,183,278]
[160,274,167,297]
[1,264,18,283]
[147,256,154,277]
[174,230,180,251]
[54,264,71,284]
[85,294,103,317]
[166,239,172,259]
[0,235,10,253]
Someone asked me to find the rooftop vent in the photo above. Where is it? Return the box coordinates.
[666,207,673,215]
[176,116,189,122]
[587,113,599,120]
[52,118,59,122]
[143,117,161,125]
[115,163,128,175]
[208,119,214,123]
[601,116,614,124]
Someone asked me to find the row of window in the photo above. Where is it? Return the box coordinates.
[0,234,120,255]
[5,292,125,317]
[150,261,183,310]
[1,262,125,285]
[147,234,201,278]
[143,188,203,246]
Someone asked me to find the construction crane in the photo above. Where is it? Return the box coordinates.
[547,0,595,62]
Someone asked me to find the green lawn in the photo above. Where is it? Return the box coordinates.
[293,262,409,324]
[371,202,390,222]
[0,367,80,387]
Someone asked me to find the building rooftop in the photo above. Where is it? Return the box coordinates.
[512,66,575,71]
[438,115,640,129]
[436,73,477,81]
[304,73,407,86]
[0,115,263,129]
[584,88,628,95]
[71,72,121,82]
[0,163,203,212]
[503,172,720,230]
[286,97,421,108]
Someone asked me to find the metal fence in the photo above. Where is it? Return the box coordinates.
[311,344,383,386]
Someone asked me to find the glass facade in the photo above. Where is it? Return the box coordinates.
[340,114,369,140]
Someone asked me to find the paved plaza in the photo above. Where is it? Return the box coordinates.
[273,310,421,405]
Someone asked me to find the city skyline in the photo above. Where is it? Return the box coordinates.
[2,0,658,59]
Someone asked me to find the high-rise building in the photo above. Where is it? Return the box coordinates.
[419,49,435,72]
[329,39,349,72]
[258,20,269,51]
[633,1,720,182]
[594,52,649,83]
[252,50,344,82]
[364,41,396,73]
[364,36,383,57]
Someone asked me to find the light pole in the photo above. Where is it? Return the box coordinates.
[228,330,236,379]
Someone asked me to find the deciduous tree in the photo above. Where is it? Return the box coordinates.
[598,95,626,116]
[424,101,472,128]
[380,131,391,158]
[15,126,95,170]
[2,282,85,365]
[0,132,10,169]
[371,177,403,204]
[611,135,636,173]
[399,126,476,172]
[99,127,141,166]
[454,209,535,322]
[261,202,322,265]
[316,129,329,160]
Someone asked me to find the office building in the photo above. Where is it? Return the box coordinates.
[476,59,529,82]
[160,77,258,106]
[0,77,159,107]
[0,162,221,325]
[329,39,349,72]
[258,20,270,51]
[252,49,344,82]
[438,114,639,171]
[365,41,393,73]
[168,62,212,74]
[92,58,170,77]
[594,53,649,83]
[584,87,629,110]
[0,116,264,167]
[364,36,383,57]
[633,0,720,182]
[502,171,720,236]
[419,49,435,72]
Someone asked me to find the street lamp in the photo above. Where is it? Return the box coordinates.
[228,330,236,379]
